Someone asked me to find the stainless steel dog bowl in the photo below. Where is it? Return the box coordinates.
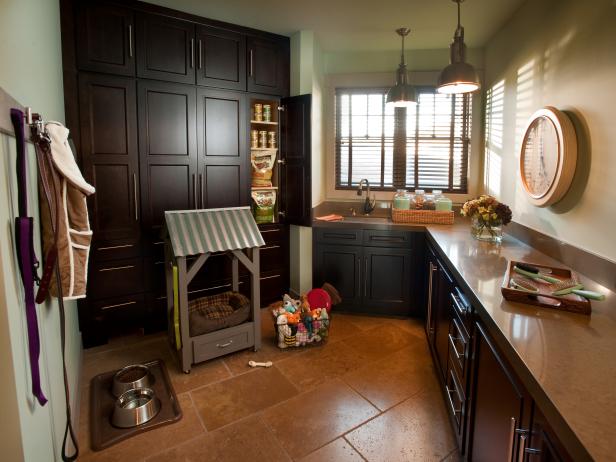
[111,387,161,428]
[111,364,152,398]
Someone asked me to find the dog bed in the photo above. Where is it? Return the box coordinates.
[188,291,251,337]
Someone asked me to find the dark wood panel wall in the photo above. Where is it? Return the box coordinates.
[60,0,297,347]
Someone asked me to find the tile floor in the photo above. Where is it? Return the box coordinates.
[78,311,460,462]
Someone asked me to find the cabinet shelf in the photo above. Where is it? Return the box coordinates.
[250,120,278,125]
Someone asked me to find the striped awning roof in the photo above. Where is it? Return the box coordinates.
[164,207,265,257]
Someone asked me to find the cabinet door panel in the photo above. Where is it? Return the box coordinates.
[137,13,195,84]
[364,247,413,315]
[76,2,135,76]
[78,74,139,243]
[470,322,531,462]
[247,37,288,96]
[197,88,249,208]
[435,260,454,379]
[197,26,246,90]
[280,94,311,225]
[138,81,197,235]
[315,244,363,310]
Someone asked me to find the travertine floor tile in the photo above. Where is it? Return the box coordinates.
[299,437,365,462]
[262,378,378,459]
[146,416,291,462]
[276,340,365,390]
[333,313,389,331]
[166,356,231,394]
[343,323,416,361]
[191,366,297,430]
[345,388,456,462]
[343,344,439,411]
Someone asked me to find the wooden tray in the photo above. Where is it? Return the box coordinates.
[501,260,591,315]
[90,359,182,451]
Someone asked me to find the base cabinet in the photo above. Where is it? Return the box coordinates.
[313,227,420,316]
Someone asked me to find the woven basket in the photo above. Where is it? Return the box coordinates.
[391,208,454,225]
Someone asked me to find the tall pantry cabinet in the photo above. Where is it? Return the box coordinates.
[60,0,311,347]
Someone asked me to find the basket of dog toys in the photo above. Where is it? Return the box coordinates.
[271,288,334,349]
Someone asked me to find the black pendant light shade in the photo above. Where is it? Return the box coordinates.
[438,0,480,94]
[386,28,417,107]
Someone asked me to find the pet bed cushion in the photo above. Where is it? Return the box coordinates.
[188,291,251,337]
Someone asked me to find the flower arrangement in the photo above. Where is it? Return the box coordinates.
[461,195,512,243]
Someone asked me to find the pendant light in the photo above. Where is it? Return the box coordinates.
[437,0,481,94]
[386,28,416,107]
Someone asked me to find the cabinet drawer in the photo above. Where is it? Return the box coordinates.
[89,258,143,298]
[364,230,413,248]
[316,228,362,245]
[450,287,473,331]
[259,224,287,244]
[192,323,254,363]
[91,240,140,261]
[448,315,470,380]
[445,360,466,437]
[92,294,145,326]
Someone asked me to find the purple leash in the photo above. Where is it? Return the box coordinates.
[10,108,47,406]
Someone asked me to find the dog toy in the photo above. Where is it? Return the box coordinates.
[248,361,273,368]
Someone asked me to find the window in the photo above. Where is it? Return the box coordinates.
[335,87,471,193]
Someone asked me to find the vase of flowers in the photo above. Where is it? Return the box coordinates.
[461,195,512,244]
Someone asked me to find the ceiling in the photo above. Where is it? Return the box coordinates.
[146,0,526,51]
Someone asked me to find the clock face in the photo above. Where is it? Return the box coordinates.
[521,116,560,198]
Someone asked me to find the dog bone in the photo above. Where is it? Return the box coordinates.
[248,360,273,368]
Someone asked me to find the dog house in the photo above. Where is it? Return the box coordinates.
[163,207,264,373]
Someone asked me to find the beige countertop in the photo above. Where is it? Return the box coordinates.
[313,210,615,461]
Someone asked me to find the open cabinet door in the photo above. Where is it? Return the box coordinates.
[280,94,311,226]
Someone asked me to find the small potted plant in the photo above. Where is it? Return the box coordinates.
[461,195,512,244]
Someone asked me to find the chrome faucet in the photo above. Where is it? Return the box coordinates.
[356,179,376,215]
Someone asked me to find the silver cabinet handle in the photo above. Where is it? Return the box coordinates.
[101,300,137,311]
[357,258,361,296]
[249,49,254,76]
[427,262,436,334]
[199,173,203,208]
[128,25,133,58]
[260,274,281,281]
[277,159,286,165]
[217,340,233,348]
[448,333,464,361]
[518,434,527,462]
[98,265,135,272]
[192,174,197,209]
[508,418,516,462]
[98,244,134,251]
[261,245,281,250]
[364,257,368,297]
[190,39,195,68]
[133,173,139,221]
[198,39,202,69]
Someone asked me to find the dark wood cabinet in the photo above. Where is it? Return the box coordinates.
[136,13,196,84]
[137,80,198,235]
[197,88,249,209]
[280,94,311,226]
[78,73,140,248]
[469,322,532,462]
[434,259,454,379]
[62,0,294,347]
[314,227,419,315]
[363,247,413,315]
[76,2,135,76]
[314,244,363,309]
[247,37,289,96]
[196,26,246,91]
[527,406,570,462]
[425,245,439,345]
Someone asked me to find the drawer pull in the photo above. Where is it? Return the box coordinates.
[262,245,281,250]
[445,369,463,416]
[450,292,468,316]
[100,301,137,311]
[260,274,281,281]
[216,340,233,348]
[370,235,404,242]
[98,265,135,272]
[97,244,134,251]
[448,333,465,361]
[260,229,279,234]
[323,232,356,240]
[152,241,165,246]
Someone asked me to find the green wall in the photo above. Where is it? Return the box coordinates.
[483,0,616,262]
[0,0,82,460]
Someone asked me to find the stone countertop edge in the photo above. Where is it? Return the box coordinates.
[312,214,615,462]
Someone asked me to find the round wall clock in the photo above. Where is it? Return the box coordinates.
[519,106,577,207]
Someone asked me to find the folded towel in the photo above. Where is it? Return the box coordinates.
[315,214,344,222]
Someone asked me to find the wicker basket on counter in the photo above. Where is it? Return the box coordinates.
[391,208,454,225]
